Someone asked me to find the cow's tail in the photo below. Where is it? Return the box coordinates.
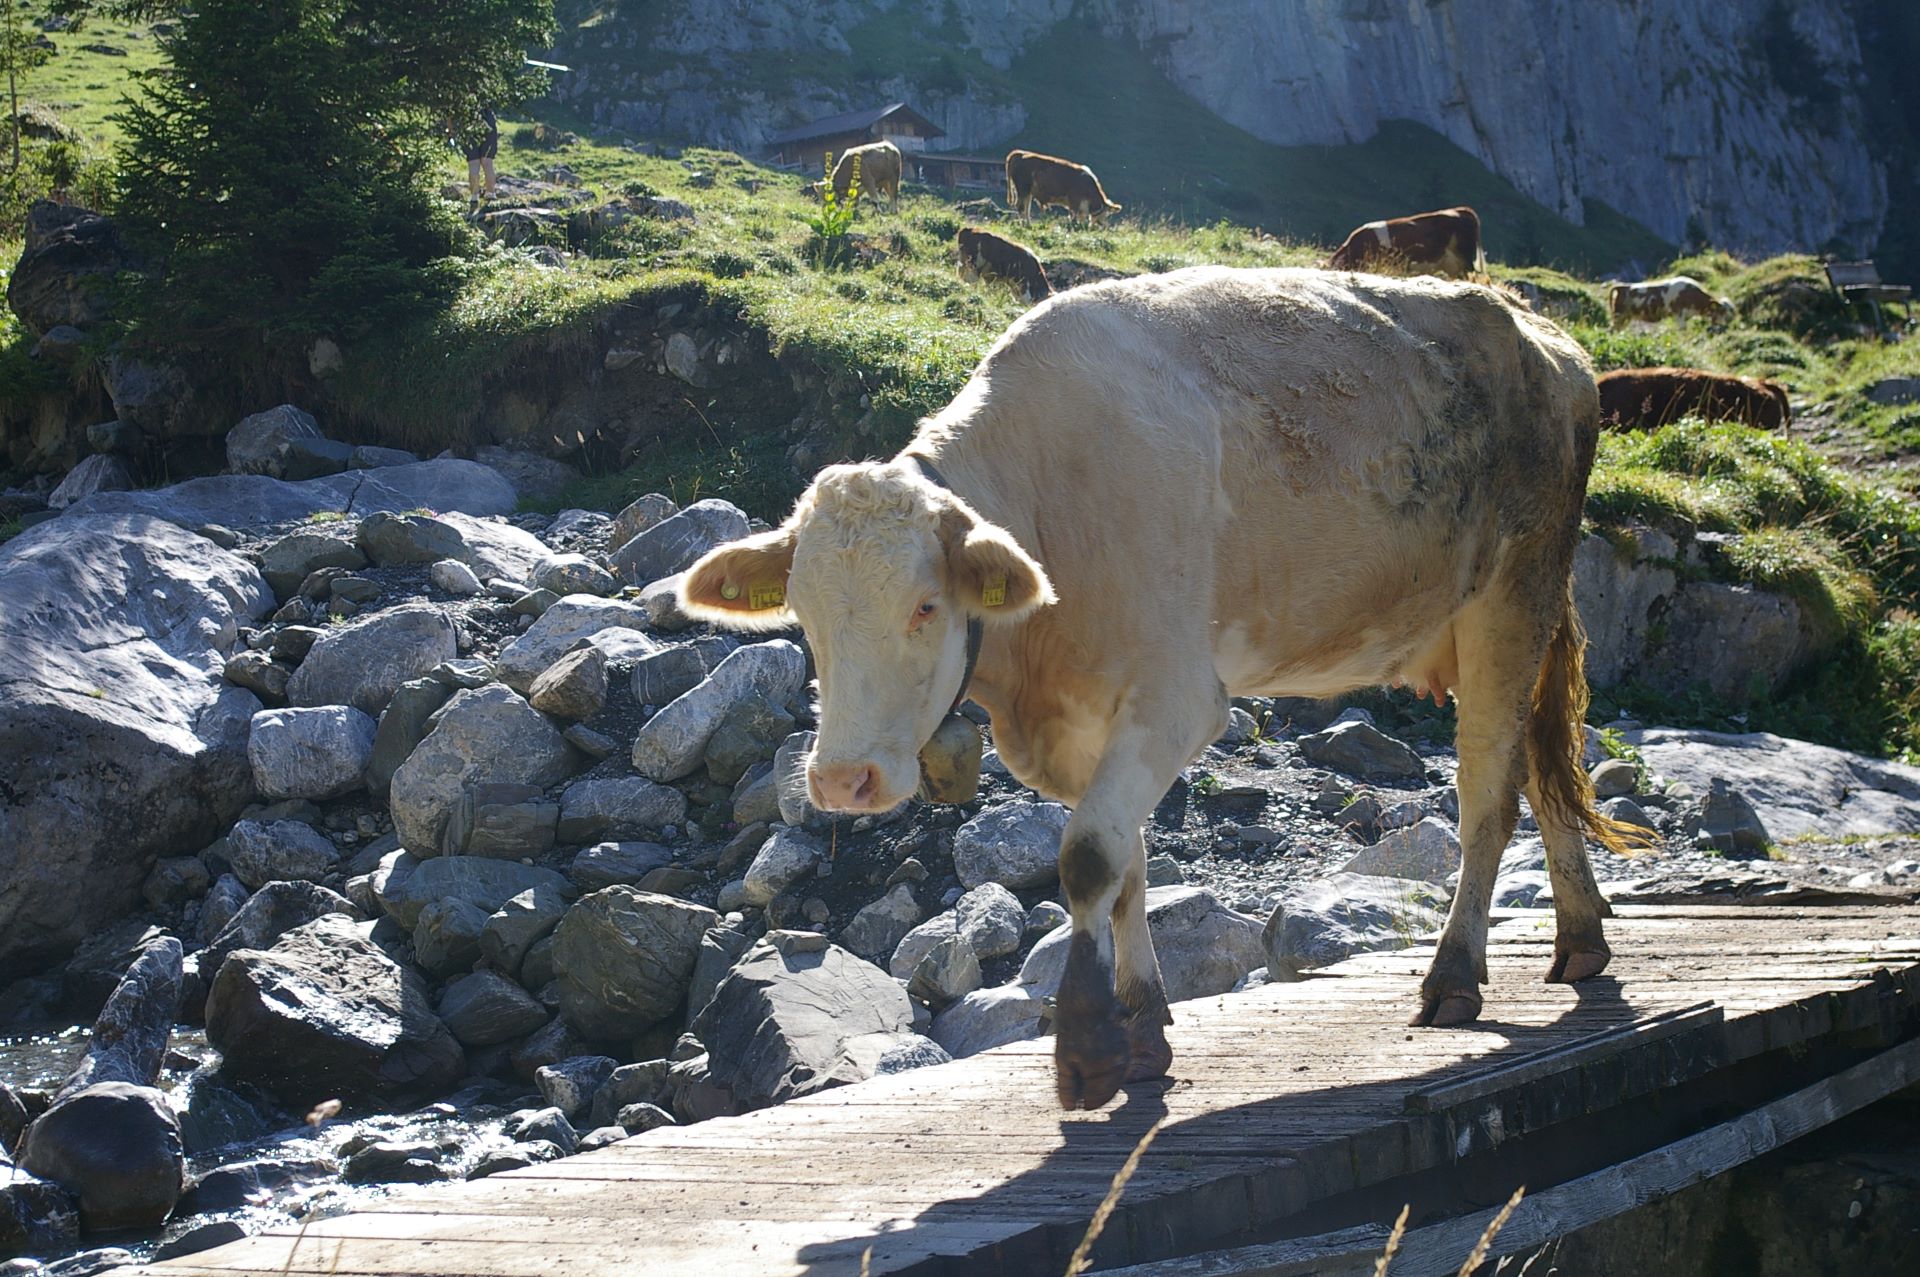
[1526,589,1651,858]
[1473,235,1487,278]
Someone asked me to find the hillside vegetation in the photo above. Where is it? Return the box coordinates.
[5,21,1920,757]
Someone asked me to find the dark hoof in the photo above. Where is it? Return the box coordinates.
[1056,1019,1130,1111]
[1123,1014,1173,1083]
[1547,946,1612,984]
[1410,991,1483,1028]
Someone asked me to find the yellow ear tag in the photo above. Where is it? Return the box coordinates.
[981,575,1008,608]
[718,581,741,601]
[748,582,787,610]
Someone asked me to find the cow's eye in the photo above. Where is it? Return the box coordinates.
[909,600,937,631]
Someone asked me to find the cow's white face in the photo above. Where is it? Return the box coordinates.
[680,462,1054,813]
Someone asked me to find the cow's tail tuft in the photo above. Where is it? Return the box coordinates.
[1526,588,1652,857]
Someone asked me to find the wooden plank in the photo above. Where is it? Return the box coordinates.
[1090,1036,1920,1276]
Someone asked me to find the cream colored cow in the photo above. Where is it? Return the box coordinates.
[829,140,901,209]
[683,267,1638,1111]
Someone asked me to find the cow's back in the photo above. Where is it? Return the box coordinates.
[926,267,1597,698]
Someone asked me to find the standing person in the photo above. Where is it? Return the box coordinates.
[463,106,498,200]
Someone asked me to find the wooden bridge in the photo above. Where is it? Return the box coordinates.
[126,903,1920,1277]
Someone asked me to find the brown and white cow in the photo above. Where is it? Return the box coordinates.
[683,267,1636,1111]
[1598,367,1791,433]
[1606,277,1734,326]
[1005,150,1121,226]
[829,140,902,209]
[957,227,1052,302]
[1328,206,1485,279]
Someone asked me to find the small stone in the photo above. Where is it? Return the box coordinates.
[741,827,825,906]
[952,800,1070,889]
[1337,818,1462,884]
[430,558,483,595]
[609,493,678,552]
[1024,901,1068,940]
[616,1101,675,1133]
[534,554,619,597]
[1590,757,1639,799]
[1297,719,1425,782]
[909,934,982,1006]
[535,1056,618,1121]
[564,724,618,759]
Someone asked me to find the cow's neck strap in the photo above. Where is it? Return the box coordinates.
[908,453,985,718]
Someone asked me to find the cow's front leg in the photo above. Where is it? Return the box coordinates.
[1055,708,1221,1111]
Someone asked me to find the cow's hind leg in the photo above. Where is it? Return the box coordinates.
[1413,596,1549,1028]
[1056,690,1224,1111]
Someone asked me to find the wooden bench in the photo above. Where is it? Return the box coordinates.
[1825,259,1913,333]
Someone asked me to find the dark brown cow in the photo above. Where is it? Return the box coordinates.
[1005,150,1121,226]
[1327,206,1485,279]
[956,227,1052,302]
[1597,367,1791,433]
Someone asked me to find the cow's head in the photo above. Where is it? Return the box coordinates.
[1094,199,1122,224]
[680,461,1054,813]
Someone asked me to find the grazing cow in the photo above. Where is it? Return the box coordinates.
[1005,149,1121,226]
[829,140,901,209]
[682,267,1637,1110]
[1598,367,1791,433]
[1328,206,1485,279]
[957,227,1052,302]
[1606,277,1734,325]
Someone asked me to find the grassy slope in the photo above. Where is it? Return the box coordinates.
[8,22,1920,755]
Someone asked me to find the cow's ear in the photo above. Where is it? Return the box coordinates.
[680,527,798,630]
[938,503,1055,621]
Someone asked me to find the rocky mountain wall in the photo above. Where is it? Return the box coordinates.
[562,0,1889,258]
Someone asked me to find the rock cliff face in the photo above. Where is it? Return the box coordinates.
[560,0,1888,258]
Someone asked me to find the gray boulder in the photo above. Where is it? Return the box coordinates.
[890,882,1023,979]
[475,446,580,503]
[205,914,464,1104]
[18,1082,183,1231]
[47,454,132,510]
[225,819,339,890]
[389,685,577,854]
[1337,817,1462,883]
[64,459,516,531]
[258,528,366,597]
[557,776,689,844]
[837,883,922,962]
[632,640,807,782]
[358,510,555,585]
[631,644,719,707]
[349,444,419,469]
[57,937,182,1098]
[0,1168,78,1256]
[929,985,1049,1059]
[1021,887,1264,1003]
[247,705,376,801]
[741,826,825,906]
[528,646,608,720]
[429,558,483,595]
[685,921,756,1026]
[0,513,271,977]
[493,596,655,693]
[479,886,569,979]
[1263,873,1449,979]
[1297,719,1425,782]
[226,405,323,477]
[609,493,678,552]
[552,888,718,1039]
[412,898,489,977]
[874,1036,953,1075]
[194,874,252,947]
[1626,728,1920,839]
[286,601,456,714]
[7,201,125,335]
[437,971,549,1048]
[440,782,559,859]
[611,498,748,587]
[909,934,982,1006]
[366,677,451,797]
[533,554,619,597]
[534,1056,617,1122]
[199,880,356,978]
[374,855,569,931]
[695,933,914,1109]
[1698,777,1773,856]
[1590,757,1640,799]
[569,841,675,892]
[952,799,1071,890]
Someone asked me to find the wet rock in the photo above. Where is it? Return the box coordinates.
[492,596,654,694]
[611,498,748,587]
[694,932,914,1109]
[1263,873,1449,979]
[533,554,619,597]
[741,826,825,906]
[552,888,718,1038]
[0,1171,78,1257]
[929,985,1049,1058]
[535,1056,617,1122]
[479,886,569,980]
[345,1140,448,1183]
[470,1140,562,1178]
[247,705,376,801]
[438,971,549,1047]
[509,1019,586,1081]
[366,677,452,798]
[287,602,457,715]
[1698,777,1774,856]
[173,1155,337,1215]
[58,937,181,1097]
[227,405,323,478]
[952,799,1071,890]
[837,883,922,961]
[412,898,489,977]
[1297,719,1425,782]
[48,454,133,510]
[259,528,367,597]
[631,640,808,782]
[151,1219,249,1261]
[205,914,464,1104]
[1022,887,1263,1002]
[557,775,688,844]
[609,493,678,552]
[1590,757,1640,798]
[375,854,569,931]
[569,841,674,892]
[389,684,577,854]
[586,1061,671,1128]
[171,1067,287,1155]
[1337,817,1462,883]
[19,1081,184,1231]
